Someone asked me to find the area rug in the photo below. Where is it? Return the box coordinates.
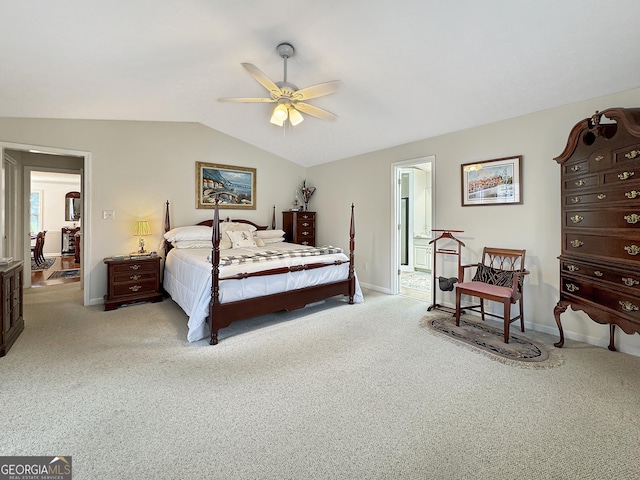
[47,269,80,280]
[401,271,431,291]
[420,314,564,369]
[31,258,55,271]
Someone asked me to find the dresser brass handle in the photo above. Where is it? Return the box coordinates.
[130,274,141,281]
[570,239,584,248]
[597,193,607,200]
[622,277,639,287]
[570,196,582,204]
[129,265,140,270]
[302,222,310,227]
[625,245,640,256]
[302,231,310,235]
[626,190,640,199]
[625,150,640,159]
[594,271,603,277]
[570,165,581,172]
[575,179,587,187]
[129,285,142,292]
[624,214,640,224]
[566,265,579,272]
[594,155,604,162]
[619,300,639,312]
[618,171,635,180]
[566,283,579,293]
[570,215,583,223]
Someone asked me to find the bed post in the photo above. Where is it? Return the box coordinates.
[271,205,276,230]
[348,203,356,304]
[163,200,171,257]
[210,199,221,345]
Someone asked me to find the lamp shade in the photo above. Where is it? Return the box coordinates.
[133,221,151,236]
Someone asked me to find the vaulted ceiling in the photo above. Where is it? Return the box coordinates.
[2,1,640,166]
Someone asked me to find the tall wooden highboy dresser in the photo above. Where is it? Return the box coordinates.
[554,108,640,351]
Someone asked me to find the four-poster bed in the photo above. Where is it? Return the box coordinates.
[162,201,361,345]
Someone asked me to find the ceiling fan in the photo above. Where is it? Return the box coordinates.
[218,43,340,127]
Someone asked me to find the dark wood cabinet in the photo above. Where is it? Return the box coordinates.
[554,108,640,350]
[104,256,163,311]
[282,211,316,246]
[0,261,24,357]
[62,227,80,255]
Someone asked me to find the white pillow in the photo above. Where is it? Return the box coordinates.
[220,221,257,233]
[164,225,212,242]
[254,237,266,247]
[172,240,213,249]
[226,230,257,248]
[255,229,286,239]
[262,237,285,244]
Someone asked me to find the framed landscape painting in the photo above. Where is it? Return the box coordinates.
[461,156,522,206]
[196,162,256,209]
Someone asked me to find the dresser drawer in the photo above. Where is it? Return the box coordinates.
[563,232,640,263]
[562,174,598,191]
[561,274,640,321]
[563,185,640,207]
[564,207,640,229]
[614,144,640,164]
[561,258,640,290]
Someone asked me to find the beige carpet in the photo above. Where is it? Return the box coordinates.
[2,284,640,479]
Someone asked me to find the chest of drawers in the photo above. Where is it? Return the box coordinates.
[104,256,163,311]
[0,261,24,357]
[554,108,640,350]
[282,211,316,246]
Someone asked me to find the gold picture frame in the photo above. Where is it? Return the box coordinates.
[461,156,522,206]
[196,162,256,210]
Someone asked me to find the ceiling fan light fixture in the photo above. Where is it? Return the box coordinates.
[270,103,289,126]
[288,106,304,126]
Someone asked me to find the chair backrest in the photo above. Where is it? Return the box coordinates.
[481,247,525,271]
[33,231,46,262]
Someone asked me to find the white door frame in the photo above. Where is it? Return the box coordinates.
[391,155,435,294]
[0,141,92,306]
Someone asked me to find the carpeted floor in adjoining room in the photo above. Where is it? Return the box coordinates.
[2,284,640,480]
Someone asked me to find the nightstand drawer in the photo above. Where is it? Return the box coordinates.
[112,278,158,297]
[112,261,156,275]
[112,270,157,283]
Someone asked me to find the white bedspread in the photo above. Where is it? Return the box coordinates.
[163,242,364,342]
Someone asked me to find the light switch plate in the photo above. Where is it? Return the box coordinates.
[102,210,115,220]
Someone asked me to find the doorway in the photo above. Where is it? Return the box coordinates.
[392,156,435,301]
[1,142,91,306]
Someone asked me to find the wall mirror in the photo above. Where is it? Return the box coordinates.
[65,191,81,221]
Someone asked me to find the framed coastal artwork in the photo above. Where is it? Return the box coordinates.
[461,156,522,206]
[196,162,256,210]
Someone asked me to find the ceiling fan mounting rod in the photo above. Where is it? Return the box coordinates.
[277,43,294,84]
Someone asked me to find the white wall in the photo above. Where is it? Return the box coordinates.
[0,120,306,305]
[310,87,640,356]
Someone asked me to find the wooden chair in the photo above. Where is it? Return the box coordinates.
[455,247,528,343]
[31,230,47,266]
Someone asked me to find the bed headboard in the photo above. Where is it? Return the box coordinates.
[163,201,276,256]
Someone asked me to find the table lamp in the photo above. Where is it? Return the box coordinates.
[133,221,151,253]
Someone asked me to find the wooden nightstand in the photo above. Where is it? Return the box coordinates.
[282,211,316,246]
[103,256,163,311]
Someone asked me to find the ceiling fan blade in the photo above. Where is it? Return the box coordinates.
[294,102,338,121]
[218,97,276,103]
[293,80,341,101]
[241,63,282,98]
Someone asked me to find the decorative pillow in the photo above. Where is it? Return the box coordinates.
[472,263,525,291]
[255,229,286,239]
[254,237,266,247]
[163,225,212,243]
[172,240,213,249]
[226,230,257,248]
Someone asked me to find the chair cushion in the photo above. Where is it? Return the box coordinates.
[472,263,525,291]
[457,281,514,299]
